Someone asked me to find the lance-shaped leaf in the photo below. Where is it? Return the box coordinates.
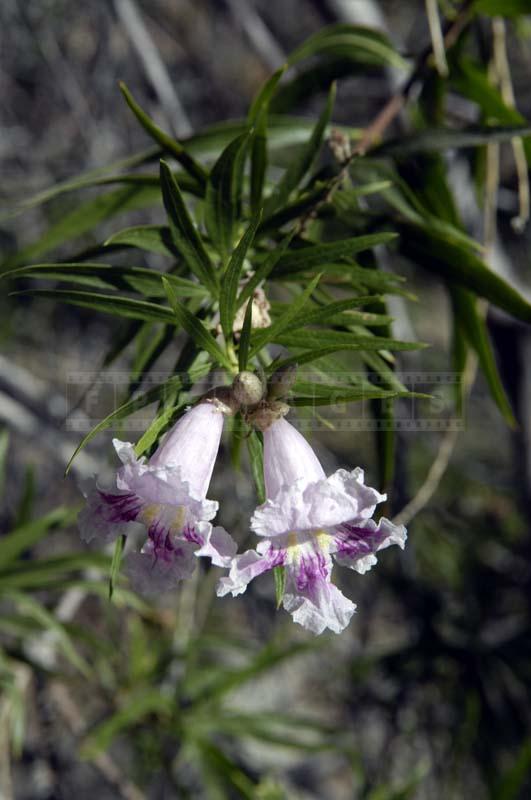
[247,431,266,505]
[204,132,250,263]
[290,388,400,406]
[450,287,516,427]
[276,296,392,332]
[0,507,78,568]
[0,146,159,222]
[120,82,206,187]
[160,160,219,295]
[162,277,232,370]
[109,535,126,601]
[238,297,254,372]
[399,224,531,323]
[249,274,322,356]
[219,212,261,342]
[272,232,398,275]
[375,124,531,157]
[474,0,531,17]
[12,288,182,325]
[248,67,286,215]
[5,185,160,268]
[4,263,208,299]
[451,59,531,164]
[265,83,336,215]
[105,225,176,257]
[275,329,425,351]
[287,24,408,71]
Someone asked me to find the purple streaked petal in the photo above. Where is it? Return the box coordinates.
[332,517,407,574]
[283,550,356,635]
[216,545,285,598]
[124,540,197,595]
[77,479,143,543]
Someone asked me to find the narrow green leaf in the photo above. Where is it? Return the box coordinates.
[105,225,176,257]
[4,263,208,299]
[399,225,531,323]
[451,59,531,164]
[272,232,398,274]
[0,507,77,568]
[287,24,408,71]
[275,330,424,351]
[12,288,179,324]
[162,277,232,370]
[6,185,159,268]
[119,82,206,186]
[249,273,322,355]
[273,566,287,609]
[375,124,531,157]
[291,388,421,406]
[238,299,254,372]
[0,553,110,591]
[135,404,181,458]
[265,83,336,215]
[1,146,159,221]
[451,287,516,427]
[80,689,171,759]
[109,534,126,601]
[159,160,219,295]
[248,67,287,124]
[474,0,531,17]
[220,213,262,341]
[9,592,92,677]
[247,431,266,504]
[279,297,392,332]
[204,132,250,262]
[248,67,286,214]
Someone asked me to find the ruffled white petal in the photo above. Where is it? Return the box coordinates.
[113,439,218,521]
[124,541,197,595]
[283,581,356,635]
[251,467,385,538]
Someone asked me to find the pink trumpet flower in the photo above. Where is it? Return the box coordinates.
[218,418,406,634]
[78,401,236,592]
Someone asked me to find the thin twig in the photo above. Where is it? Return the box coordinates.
[492,16,529,232]
[425,0,449,77]
[392,352,477,527]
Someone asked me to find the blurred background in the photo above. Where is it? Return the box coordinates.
[1,1,531,798]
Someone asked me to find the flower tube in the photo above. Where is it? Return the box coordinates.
[79,400,236,592]
[218,418,406,634]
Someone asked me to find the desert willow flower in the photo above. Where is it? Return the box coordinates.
[78,399,236,592]
[218,417,406,635]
